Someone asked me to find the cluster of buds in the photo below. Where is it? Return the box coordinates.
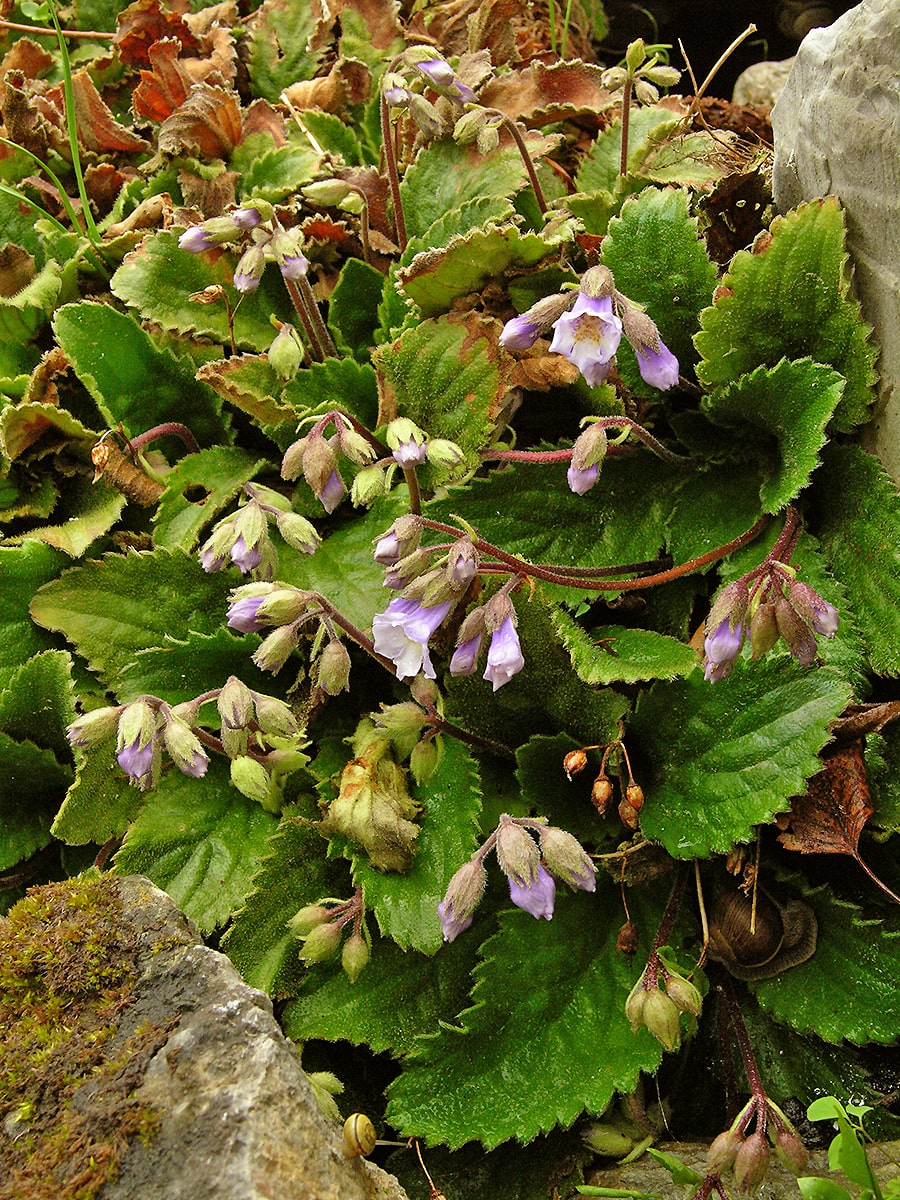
[382,47,481,139]
[199,484,320,581]
[437,812,596,941]
[370,675,444,786]
[600,38,682,106]
[226,581,349,685]
[216,675,307,813]
[178,201,308,295]
[564,739,645,831]
[624,953,703,1052]
[67,696,210,791]
[702,567,839,684]
[281,412,380,515]
[288,889,370,983]
[706,1096,808,1193]
[499,265,680,395]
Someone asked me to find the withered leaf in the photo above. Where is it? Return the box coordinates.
[114,0,200,68]
[479,61,615,127]
[157,84,242,159]
[776,741,872,857]
[511,351,580,391]
[46,71,150,154]
[133,38,193,122]
[829,700,900,742]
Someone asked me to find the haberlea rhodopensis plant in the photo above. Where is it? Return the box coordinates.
[3,0,900,1194]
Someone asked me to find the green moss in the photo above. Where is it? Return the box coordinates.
[0,875,169,1200]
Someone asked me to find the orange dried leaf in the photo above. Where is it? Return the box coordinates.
[114,0,200,68]
[157,84,243,158]
[133,38,193,121]
[776,742,872,857]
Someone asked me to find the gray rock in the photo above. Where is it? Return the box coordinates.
[772,0,900,479]
[732,58,795,107]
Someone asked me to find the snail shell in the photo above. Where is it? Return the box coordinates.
[342,1112,377,1158]
[707,890,817,981]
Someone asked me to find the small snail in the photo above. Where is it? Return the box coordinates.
[707,890,817,981]
[342,1112,377,1158]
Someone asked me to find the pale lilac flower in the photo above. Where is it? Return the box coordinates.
[567,463,599,495]
[232,207,262,230]
[452,80,477,103]
[437,896,474,942]
[227,595,267,634]
[702,620,744,683]
[117,737,154,785]
[499,314,543,351]
[450,635,483,676]
[509,864,555,920]
[437,859,487,942]
[811,599,839,638]
[549,292,623,387]
[484,616,525,691]
[635,340,680,390]
[230,535,262,574]
[372,597,453,680]
[233,268,261,294]
[789,582,839,639]
[279,254,309,280]
[384,83,410,106]
[392,438,428,469]
[200,544,227,573]
[417,58,456,87]
[179,226,214,253]
[317,470,346,514]
[373,532,401,565]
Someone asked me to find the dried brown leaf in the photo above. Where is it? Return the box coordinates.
[282,58,372,113]
[113,0,200,68]
[776,742,872,857]
[479,61,615,126]
[132,38,193,121]
[0,38,54,108]
[44,70,150,154]
[511,351,580,391]
[157,83,242,158]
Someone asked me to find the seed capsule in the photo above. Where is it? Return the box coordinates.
[591,775,613,814]
[564,748,588,779]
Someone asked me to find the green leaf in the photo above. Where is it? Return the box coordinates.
[0,650,75,760]
[385,883,664,1148]
[645,1149,704,1186]
[327,257,385,358]
[116,628,276,706]
[0,731,73,870]
[399,219,575,319]
[0,399,96,462]
[630,659,852,858]
[574,109,680,195]
[111,230,293,353]
[113,758,278,933]
[813,444,900,676]
[52,745,144,845]
[281,356,379,430]
[399,138,535,240]
[374,312,513,471]
[230,131,322,202]
[0,470,57,523]
[0,258,61,342]
[221,810,346,996]
[702,359,845,512]
[695,198,877,432]
[153,447,270,552]
[798,1179,854,1200]
[0,541,67,690]
[401,197,517,264]
[244,0,326,100]
[552,611,698,685]
[6,474,126,558]
[600,186,717,389]
[282,919,481,1054]
[290,110,363,165]
[752,883,900,1044]
[346,738,482,953]
[665,461,766,566]
[53,301,229,445]
[29,548,233,688]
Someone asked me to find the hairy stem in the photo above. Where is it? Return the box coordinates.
[380,93,408,251]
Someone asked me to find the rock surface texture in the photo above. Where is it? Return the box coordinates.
[2,874,409,1200]
[772,0,900,479]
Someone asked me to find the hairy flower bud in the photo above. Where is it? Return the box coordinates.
[496,817,540,887]
[231,755,282,813]
[67,705,121,748]
[318,640,352,695]
[774,1129,809,1176]
[438,857,488,941]
[749,600,779,659]
[663,973,702,1016]
[252,623,300,674]
[424,438,467,471]
[218,675,255,729]
[624,979,648,1030]
[446,539,479,588]
[163,714,209,779]
[352,465,387,507]
[641,988,682,1051]
[582,1122,637,1158]
[287,904,331,937]
[733,1129,770,1193]
[268,322,304,381]
[706,1127,743,1176]
[409,737,440,785]
[539,826,596,891]
[298,920,343,963]
[341,931,370,983]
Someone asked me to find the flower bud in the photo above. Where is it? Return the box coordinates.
[372,701,428,758]
[218,675,255,729]
[625,37,646,72]
[426,439,467,471]
[438,857,488,941]
[641,988,681,1051]
[268,322,304,381]
[733,1129,770,1193]
[618,797,640,830]
[775,596,817,666]
[706,1127,742,1176]
[163,714,209,779]
[252,624,299,674]
[446,539,479,588]
[335,421,379,467]
[258,587,309,625]
[280,435,308,481]
[495,817,540,887]
[318,640,351,695]
[564,748,588,779]
[352,465,387,506]
[275,511,320,556]
[582,1122,636,1158]
[298,920,343,963]
[342,931,370,983]
[233,243,266,293]
[67,705,122,748]
[633,79,661,105]
[580,264,615,300]
[774,1129,808,1176]
[538,826,596,891]
[624,979,648,1030]
[301,179,357,207]
[408,93,444,138]
[663,973,702,1016]
[231,755,282,812]
[287,904,331,937]
[409,675,439,708]
[592,775,614,814]
[253,693,300,738]
[301,435,340,497]
[788,581,839,638]
[409,737,440,785]
[749,600,779,659]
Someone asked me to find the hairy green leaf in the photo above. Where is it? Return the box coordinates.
[553,611,698,685]
[575,108,680,194]
[328,257,385,358]
[0,542,66,689]
[116,628,276,706]
[52,745,144,846]
[695,198,876,431]
[5,475,126,558]
[0,649,75,760]
[244,0,327,100]
[0,731,73,870]
[113,757,278,933]
[702,359,845,512]
[153,447,269,552]
[230,131,322,202]
[631,659,852,858]
[814,444,900,676]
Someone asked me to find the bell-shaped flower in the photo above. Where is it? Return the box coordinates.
[437,858,488,942]
[484,614,525,691]
[702,619,744,683]
[508,863,555,920]
[372,597,453,680]
[635,340,680,390]
[549,292,623,387]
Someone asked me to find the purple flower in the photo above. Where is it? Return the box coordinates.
[372,597,453,680]
[417,58,456,87]
[549,292,623,387]
[232,206,262,230]
[451,80,477,103]
[703,619,744,683]
[373,532,401,565]
[450,635,483,676]
[180,748,209,778]
[811,599,839,638]
[483,616,525,691]
[233,269,261,294]
[567,462,599,495]
[636,340,680,390]
[179,226,214,253]
[383,83,410,106]
[230,535,263,574]
[509,864,555,920]
[499,314,543,351]
[437,897,474,942]
[279,254,309,280]
[227,595,266,634]
[200,544,226,573]
[117,737,154,785]
[392,438,428,469]
[317,470,346,514]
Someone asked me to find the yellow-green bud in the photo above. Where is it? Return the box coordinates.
[252,624,299,674]
[351,465,387,506]
[624,979,648,1031]
[287,904,331,937]
[318,640,351,695]
[299,921,342,963]
[774,1129,808,1176]
[425,438,466,471]
[641,988,681,1051]
[409,737,440,785]
[258,586,309,625]
[67,705,121,748]
[268,322,305,381]
[625,37,646,72]
[218,674,256,729]
[230,755,282,813]
[664,973,702,1016]
[582,1122,637,1158]
[341,931,369,983]
[253,694,299,738]
[495,818,540,887]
